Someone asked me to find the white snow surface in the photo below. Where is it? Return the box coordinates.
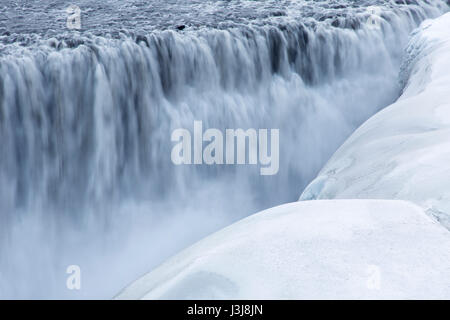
[116,200,450,300]
[301,13,450,229]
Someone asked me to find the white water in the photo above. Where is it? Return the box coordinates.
[0,1,447,298]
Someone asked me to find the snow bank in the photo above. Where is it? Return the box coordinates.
[301,13,450,229]
[116,200,450,299]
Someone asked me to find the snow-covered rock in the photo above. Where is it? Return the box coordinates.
[116,200,450,300]
[301,13,450,229]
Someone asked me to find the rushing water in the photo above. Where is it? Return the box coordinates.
[0,0,448,298]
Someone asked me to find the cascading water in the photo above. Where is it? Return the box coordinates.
[0,0,448,299]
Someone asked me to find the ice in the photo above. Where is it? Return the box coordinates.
[116,200,450,299]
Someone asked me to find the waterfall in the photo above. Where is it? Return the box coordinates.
[0,0,447,298]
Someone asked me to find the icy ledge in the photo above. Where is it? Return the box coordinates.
[116,200,450,299]
[301,12,450,229]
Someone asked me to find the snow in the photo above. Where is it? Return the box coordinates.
[116,200,450,300]
[300,13,450,229]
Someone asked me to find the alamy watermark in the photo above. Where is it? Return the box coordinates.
[171,121,279,176]
[66,5,81,30]
[66,265,81,290]
[366,6,382,28]
[366,265,381,290]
